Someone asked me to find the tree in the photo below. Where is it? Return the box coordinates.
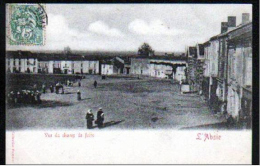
[64,46,72,54]
[138,43,154,56]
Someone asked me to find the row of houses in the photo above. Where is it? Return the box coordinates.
[6,50,188,82]
[186,13,252,123]
[6,51,100,75]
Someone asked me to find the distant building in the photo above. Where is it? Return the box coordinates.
[101,60,115,75]
[195,43,205,92]
[6,51,99,75]
[186,46,197,89]
[202,41,211,100]
[6,51,38,73]
[130,55,187,80]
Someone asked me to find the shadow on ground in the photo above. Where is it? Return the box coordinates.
[88,120,125,129]
[7,100,73,109]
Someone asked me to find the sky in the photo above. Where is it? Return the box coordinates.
[6,4,252,53]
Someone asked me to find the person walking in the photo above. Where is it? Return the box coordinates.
[96,107,104,128]
[78,81,81,87]
[94,80,97,88]
[86,109,94,129]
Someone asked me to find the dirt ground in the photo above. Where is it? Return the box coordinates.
[6,75,226,130]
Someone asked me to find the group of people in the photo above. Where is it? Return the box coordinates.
[7,90,41,105]
[86,107,104,129]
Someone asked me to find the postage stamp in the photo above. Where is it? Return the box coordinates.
[8,4,47,46]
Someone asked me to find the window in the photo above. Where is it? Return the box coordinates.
[7,60,10,66]
[33,59,36,65]
[13,60,15,65]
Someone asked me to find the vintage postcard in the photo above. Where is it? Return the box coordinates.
[5,3,253,164]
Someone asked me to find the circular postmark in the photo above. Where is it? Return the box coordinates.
[8,4,47,45]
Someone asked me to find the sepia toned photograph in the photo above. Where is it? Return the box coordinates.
[5,3,254,164]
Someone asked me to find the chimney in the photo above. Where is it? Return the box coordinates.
[221,22,228,33]
[242,13,250,24]
[227,16,236,27]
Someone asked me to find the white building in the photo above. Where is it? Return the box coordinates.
[6,51,38,73]
[130,56,187,79]
[174,66,186,82]
[6,51,100,75]
[101,64,115,75]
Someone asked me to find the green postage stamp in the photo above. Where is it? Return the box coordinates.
[8,4,47,45]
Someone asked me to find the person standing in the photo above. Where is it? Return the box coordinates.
[36,91,41,104]
[50,85,53,93]
[94,80,97,88]
[86,109,94,129]
[78,81,81,87]
[42,84,46,94]
[96,107,104,128]
[77,90,81,100]
[31,91,35,104]
[16,91,21,103]
[179,79,182,92]
[33,84,37,90]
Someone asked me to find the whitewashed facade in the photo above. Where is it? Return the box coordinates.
[101,64,114,75]
[6,58,38,73]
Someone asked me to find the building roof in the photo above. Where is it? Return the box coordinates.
[210,21,252,40]
[203,41,210,46]
[6,51,35,59]
[7,51,105,61]
[132,55,187,61]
